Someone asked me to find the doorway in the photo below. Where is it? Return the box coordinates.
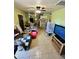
[18,15,24,31]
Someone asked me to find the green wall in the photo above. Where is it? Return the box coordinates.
[25,13,29,22]
[40,13,51,20]
[14,7,65,26]
[51,8,65,26]
[14,8,28,26]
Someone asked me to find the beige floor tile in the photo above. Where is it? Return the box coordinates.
[29,30,64,59]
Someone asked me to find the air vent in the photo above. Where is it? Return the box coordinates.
[56,0,65,6]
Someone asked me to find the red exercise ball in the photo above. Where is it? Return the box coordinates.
[30,30,38,39]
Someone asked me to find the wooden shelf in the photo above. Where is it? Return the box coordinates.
[52,36,65,55]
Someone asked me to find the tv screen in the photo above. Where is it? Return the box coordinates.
[54,24,65,43]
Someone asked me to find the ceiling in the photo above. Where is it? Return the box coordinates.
[14,0,65,13]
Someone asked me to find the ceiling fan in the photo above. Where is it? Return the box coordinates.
[26,5,46,14]
[36,6,46,11]
[35,6,46,14]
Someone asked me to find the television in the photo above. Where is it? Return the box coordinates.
[54,24,65,43]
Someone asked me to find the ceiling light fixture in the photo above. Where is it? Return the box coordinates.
[35,10,41,13]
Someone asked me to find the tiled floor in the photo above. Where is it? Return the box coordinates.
[15,30,65,59]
